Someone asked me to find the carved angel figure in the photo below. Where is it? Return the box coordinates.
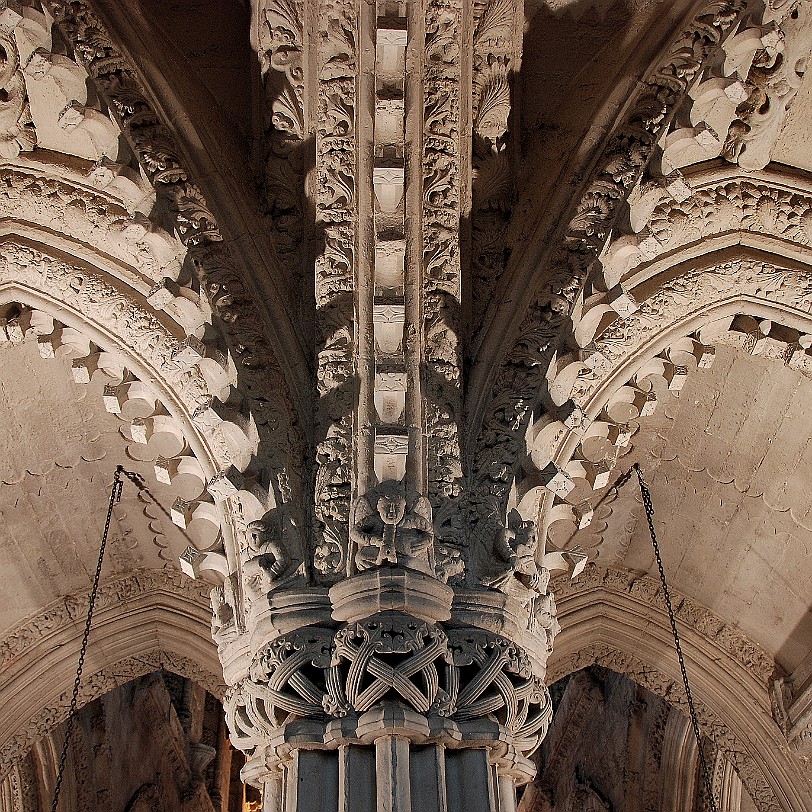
[482,509,550,606]
[351,482,435,574]
[241,519,298,601]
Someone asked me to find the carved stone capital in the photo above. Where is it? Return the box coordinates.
[224,613,552,786]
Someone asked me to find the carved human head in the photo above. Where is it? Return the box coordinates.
[246,519,271,550]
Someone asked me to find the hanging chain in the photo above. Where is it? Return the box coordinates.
[50,466,123,812]
[633,462,718,812]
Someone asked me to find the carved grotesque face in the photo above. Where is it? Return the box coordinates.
[377,494,406,525]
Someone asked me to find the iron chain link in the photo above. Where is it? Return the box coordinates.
[50,466,123,812]
[634,462,718,812]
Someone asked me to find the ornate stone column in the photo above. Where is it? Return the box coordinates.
[214,2,572,810]
[220,553,556,812]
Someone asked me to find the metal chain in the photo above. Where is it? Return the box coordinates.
[50,466,123,812]
[633,462,718,812]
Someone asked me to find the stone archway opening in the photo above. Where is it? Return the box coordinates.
[522,666,759,812]
[2,670,249,812]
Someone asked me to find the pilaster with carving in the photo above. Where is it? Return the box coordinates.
[310,0,359,581]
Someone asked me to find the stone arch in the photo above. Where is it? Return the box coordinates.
[0,569,223,777]
[550,566,812,812]
[518,238,812,547]
[0,171,292,572]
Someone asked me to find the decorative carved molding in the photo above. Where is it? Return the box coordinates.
[47,0,307,555]
[472,2,748,544]
[311,0,358,579]
[553,565,777,683]
[0,568,211,680]
[0,648,225,778]
[422,0,465,522]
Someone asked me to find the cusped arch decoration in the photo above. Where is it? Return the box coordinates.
[0,188,292,577]
[517,232,812,551]
[0,568,224,777]
[550,565,812,812]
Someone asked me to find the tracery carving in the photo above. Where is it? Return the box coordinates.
[225,618,552,771]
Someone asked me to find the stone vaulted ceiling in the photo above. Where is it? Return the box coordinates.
[0,1,811,811]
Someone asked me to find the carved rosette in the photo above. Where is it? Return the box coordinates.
[224,613,552,783]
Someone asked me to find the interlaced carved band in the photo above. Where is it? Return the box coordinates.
[225,617,552,757]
